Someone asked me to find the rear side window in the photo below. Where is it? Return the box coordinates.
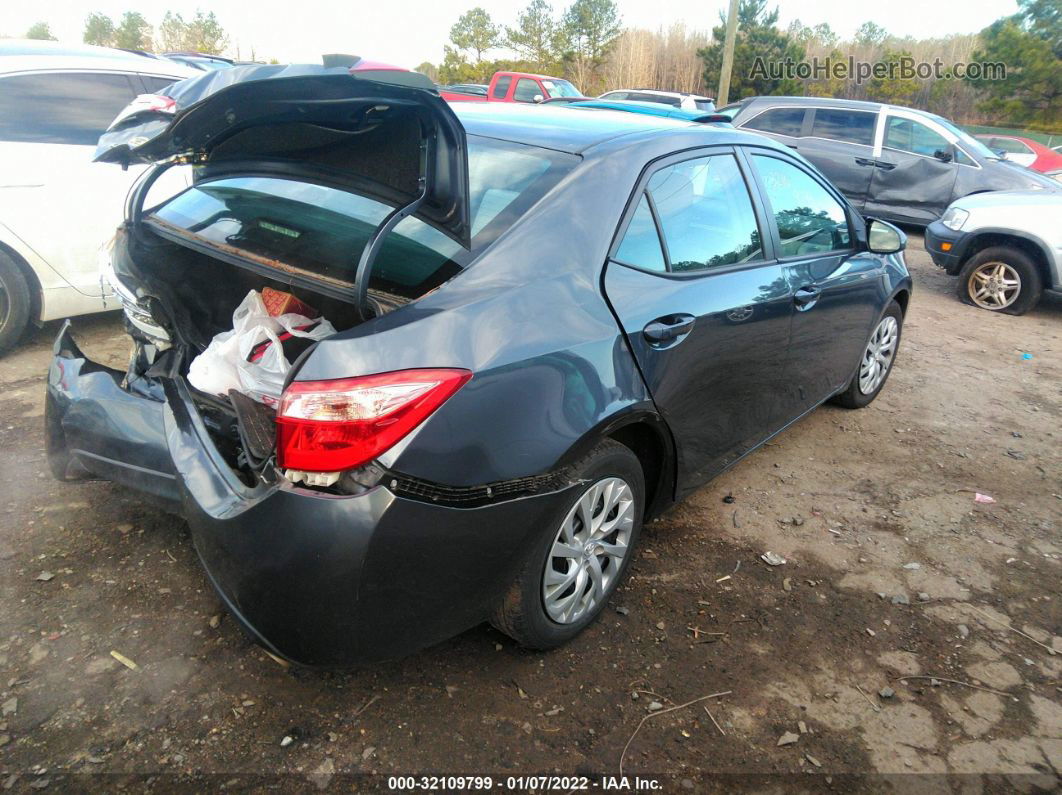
[616,154,763,273]
[0,71,137,145]
[810,108,876,146]
[884,116,950,157]
[614,194,665,271]
[140,74,180,94]
[752,154,851,256]
[744,107,805,137]
[491,76,511,99]
[513,78,540,102]
[150,136,577,300]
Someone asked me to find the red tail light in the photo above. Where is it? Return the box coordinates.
[276,369,472,472]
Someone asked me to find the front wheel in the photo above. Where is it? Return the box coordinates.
[833,301,903,409]
[956,246,1042,315]
[491,440,644,649]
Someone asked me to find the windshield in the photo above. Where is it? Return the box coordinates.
[149,135,578,299]
[929,115,999,160]
[542,79,582,98]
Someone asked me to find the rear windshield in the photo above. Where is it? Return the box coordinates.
[149,135,577,299]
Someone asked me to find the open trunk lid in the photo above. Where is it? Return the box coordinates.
[95,64,471,248]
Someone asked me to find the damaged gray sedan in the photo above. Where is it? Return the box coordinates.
[47,64,911,664]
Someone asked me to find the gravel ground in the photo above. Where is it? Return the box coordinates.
[0,234,1059,791]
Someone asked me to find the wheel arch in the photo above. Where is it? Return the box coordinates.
[959,229,1056,289]
[558,409,677,521]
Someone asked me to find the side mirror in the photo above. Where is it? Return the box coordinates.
[994,149,1008,159]
[533,94,544,103]
[867,219,906,254]
[933,148,953,163]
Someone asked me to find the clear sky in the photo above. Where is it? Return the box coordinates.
[3,0,1020,67]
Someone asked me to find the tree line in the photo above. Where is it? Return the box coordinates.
[421,0,1059,130]
[21,9,228,55]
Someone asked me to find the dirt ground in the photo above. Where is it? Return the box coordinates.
[0,234,1059,791]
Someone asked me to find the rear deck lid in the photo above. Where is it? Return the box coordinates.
[95,64,470,246]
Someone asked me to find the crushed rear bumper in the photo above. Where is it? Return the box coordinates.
[45,323,574,665]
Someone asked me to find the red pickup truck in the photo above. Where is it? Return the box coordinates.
[439,71,584,104]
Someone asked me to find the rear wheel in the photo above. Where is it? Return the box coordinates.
[833,301,903,409]
[0,252,31,355]
[491,440,644,649]
[957,246,1042,315]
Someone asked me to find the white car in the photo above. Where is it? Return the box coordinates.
[926,191,1062,315]
[597,89,714,112]
[0,40,196,352]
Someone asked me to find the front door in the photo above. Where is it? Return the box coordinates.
[746,150,886,415]
[603,148,793,494]
[864,113,958,224]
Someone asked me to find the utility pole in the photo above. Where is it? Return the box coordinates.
[717,0,740,105]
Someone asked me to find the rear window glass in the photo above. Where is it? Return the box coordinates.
[0,71,137,145]
[810,108,876,146]
[149,135,577,300]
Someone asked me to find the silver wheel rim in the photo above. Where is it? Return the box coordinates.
[542,476,634,624]
[968,261,1020,310]
[858,315,898,395]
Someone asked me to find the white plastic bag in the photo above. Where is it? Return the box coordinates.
[188,290,336,406]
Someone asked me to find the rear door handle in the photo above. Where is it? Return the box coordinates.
[643,314,695,343]
[875,161,896,171]
[794,286,821,308]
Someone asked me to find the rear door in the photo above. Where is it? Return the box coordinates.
[603,147,793,493]
[745,149,886,416]
[0,70,141,297]
[864,113,958,223]
[796,106,879,210]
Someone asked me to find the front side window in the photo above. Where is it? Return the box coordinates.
[615,154,762,273]
[491,76,511,99]
[752,154,851,257]
[884,116,950,157]
[513,78,541,102]
[990,137,1033,155]
[810,108,876,146]
[744,107,806,137]
[150,136,576,299]
[0,71,137,145]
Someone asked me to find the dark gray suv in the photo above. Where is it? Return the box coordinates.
[721,97,1061,226]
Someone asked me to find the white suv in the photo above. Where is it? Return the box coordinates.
[597,89,714,112]
[0,40,195,352]
[926,191,1062,315]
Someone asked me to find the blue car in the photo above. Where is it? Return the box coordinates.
[568,98,724,122]
[47,66,912,664]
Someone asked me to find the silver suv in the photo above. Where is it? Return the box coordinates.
[925,191,1062,314]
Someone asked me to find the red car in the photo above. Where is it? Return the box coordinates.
[439,71,583,104]
[976,134,1062,176]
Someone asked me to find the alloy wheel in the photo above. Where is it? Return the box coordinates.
[968,261,1020,310]
[858,315,899,395]
[542,476,634,624]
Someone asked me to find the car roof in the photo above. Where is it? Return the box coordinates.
[605,88,711,99]
[742,95,885,113]
[568,99,714,121]
[0,40,196,78]
[452,101,770,155]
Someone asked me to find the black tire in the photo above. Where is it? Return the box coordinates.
[0,251,31,355]
[956,246,1042,316]
[491,439,644,650]
[833,301,903,409]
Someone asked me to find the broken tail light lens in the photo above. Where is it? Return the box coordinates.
[276,369,472,472]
